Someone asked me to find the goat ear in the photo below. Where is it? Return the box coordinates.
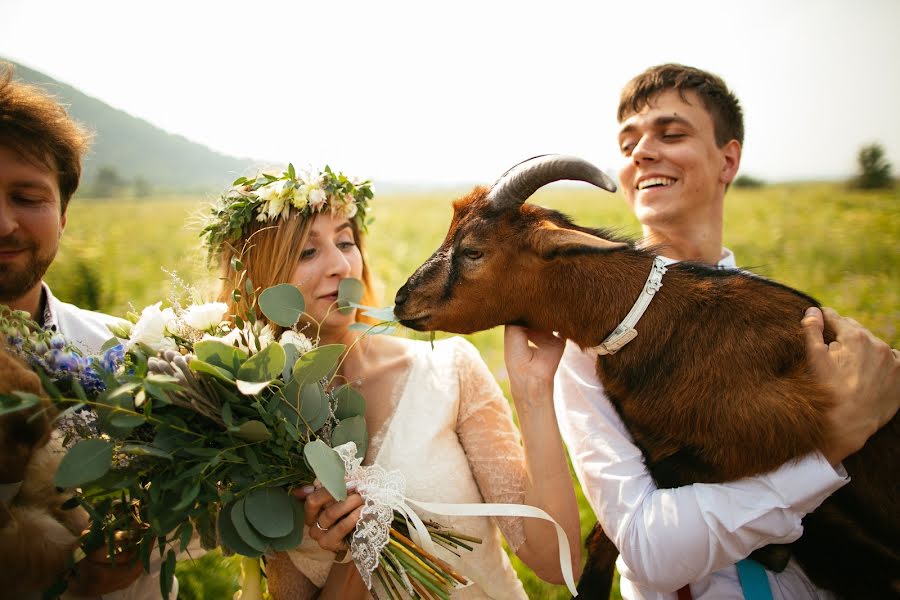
[531,221,627,259]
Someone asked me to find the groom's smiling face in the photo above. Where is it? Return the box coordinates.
[0,145,66,303]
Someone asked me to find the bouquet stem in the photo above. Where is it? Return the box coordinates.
[233,556,264,600]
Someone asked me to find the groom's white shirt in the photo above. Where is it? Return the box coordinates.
[554,249,848,600]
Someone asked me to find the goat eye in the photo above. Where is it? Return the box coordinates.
[462,248,483,260]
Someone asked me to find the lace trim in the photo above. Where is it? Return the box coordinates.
[336,443,407,589]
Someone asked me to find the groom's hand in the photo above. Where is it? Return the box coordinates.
[504,325,566,395]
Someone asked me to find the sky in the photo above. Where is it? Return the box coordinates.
[1,0,899,185]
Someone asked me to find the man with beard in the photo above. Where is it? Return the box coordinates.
[0,62,171,599]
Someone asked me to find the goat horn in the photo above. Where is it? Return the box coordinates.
[486,154,618,210]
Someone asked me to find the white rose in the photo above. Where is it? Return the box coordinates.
[308,188,327,210]
[182,302,229,332]
[279,330,314,354]
[129,302,177,352]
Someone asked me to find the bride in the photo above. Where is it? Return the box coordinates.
[201,165,581,599]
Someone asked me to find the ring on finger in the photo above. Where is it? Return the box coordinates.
[315,518,329,532]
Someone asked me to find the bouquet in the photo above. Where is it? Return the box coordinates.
[0,271,479,600]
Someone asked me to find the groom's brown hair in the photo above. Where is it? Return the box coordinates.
[0,62,92,212]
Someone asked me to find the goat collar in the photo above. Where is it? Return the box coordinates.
[588,256,668,356]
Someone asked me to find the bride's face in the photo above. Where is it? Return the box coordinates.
[289,213,363,331]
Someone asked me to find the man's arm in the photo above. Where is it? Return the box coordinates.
[554,307,896,592]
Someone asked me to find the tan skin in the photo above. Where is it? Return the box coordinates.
[286,214,581,596]
[0,146,144,597]
[618,90,899,466]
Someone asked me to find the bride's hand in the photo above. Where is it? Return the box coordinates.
[293,485,364,554]
[504,325,566,392]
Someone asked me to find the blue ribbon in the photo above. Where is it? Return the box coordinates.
[736,559,774,600]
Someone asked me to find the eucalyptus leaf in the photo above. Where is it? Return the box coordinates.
[268,499,305,551]
[218,502,263,558]
[348,323,396,335]
[281,342,299,381]
[303,440,347,502]
[0,392,39,415]
[236,380,271,396]
[291,344,345,387]
[331,416,368,459]
[194,340,249,375]
[171,481,201,512]
[244,487,294,538]
[300,383,329,432]
[258,284,305,328]
[349,303,397,322]
[230,497,269,552]
[334,385,366,420]
[190,360,236,383]
[119,444,173,460]
[235,420,272,442]
[337,278,364,309]
[237,342,285,383]
[109,413,146,429]
[54,439,113,488]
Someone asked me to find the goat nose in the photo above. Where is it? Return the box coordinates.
[394,285,408,306]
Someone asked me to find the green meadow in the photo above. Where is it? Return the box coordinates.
[46,183,898,599]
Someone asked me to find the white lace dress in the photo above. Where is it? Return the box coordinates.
[283,336,529,599]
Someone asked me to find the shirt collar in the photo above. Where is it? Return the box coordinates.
[40,282,59,332]
[659,247,736,269]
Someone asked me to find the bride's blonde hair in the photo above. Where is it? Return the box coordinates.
[216,211,379,334]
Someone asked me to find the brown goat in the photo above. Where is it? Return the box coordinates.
[394,155,899,599]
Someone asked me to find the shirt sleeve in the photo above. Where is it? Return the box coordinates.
[554,341,849,592]
[453,338,528,552]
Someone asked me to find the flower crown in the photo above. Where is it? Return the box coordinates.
[201,164,374,259]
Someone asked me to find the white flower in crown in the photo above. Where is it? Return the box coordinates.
[308,187,327,210]
[129,302,178,352]
[290,184,309,210]
[340,194,358,219]
[182,302,228,332]
[279,330,314,354]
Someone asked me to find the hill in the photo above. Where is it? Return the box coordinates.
[4,58,255,194]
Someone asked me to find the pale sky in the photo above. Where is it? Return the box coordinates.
[2,0,899,185]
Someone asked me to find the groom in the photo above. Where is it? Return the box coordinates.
[549,63,899,598]
[0,62,166,599]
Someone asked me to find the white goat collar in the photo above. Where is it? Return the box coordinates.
[589,256,668,356]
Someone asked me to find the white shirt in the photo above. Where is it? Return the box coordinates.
[553,249,847,600]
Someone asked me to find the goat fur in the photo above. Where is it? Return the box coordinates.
[395,186,899,599]
[0,346,88,595]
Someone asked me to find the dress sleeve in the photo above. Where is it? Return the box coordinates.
[452,338,528,552]
[554,341,849,593]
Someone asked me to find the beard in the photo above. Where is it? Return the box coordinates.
[0,238,56,304]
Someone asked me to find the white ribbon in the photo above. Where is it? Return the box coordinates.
[333,442,578,596]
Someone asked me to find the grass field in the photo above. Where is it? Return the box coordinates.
[46,182,898,598]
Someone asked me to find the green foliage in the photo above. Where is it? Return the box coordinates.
[92,165,127,198]
[733,173,765,188]
[851,142,894,189]
[45,183,899,599]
